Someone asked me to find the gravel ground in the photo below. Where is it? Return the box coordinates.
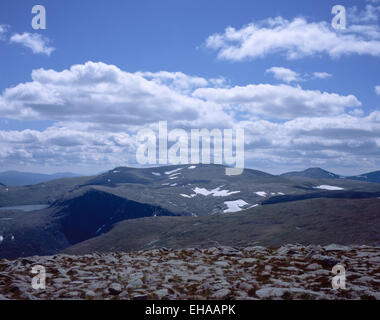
[0,244,379,300]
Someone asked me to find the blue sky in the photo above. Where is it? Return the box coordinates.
[0,0,379,175]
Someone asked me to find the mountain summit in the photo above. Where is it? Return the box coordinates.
[281,167,340,179]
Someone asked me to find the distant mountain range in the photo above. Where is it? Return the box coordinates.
[1,164,380,259]
[1,167,379,187]
[0,171,81,186]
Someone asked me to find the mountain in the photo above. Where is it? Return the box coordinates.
[347,171,380,184]
[1,164,380,259]
[64,197,380,255]
[281,167,341,179]
[0,171,81,186]
[0,187,178,259]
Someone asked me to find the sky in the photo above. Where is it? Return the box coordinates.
[0,0,379,175]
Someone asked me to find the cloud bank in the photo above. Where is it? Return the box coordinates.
[0,61,379,173]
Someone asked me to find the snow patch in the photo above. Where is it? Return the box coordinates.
[192,187,212,196]
[224,200,249,213]
[165,168,183,175]
[192,186,240,197]
[255,191,267,197]
[315,185,344,191]
[152,172,161,176]
[188,166,196,169]
[169,172,181,177]
[180,194,193,198]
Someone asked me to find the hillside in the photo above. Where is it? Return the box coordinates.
[347,171,380,184]
[2,164,380,259]
[64,198,380,255]
[0,175,93,207]
[0,188,178,259]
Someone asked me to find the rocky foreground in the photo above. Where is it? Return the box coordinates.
[0,245,379,300]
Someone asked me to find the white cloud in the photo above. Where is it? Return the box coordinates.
[266,67,302,83]
[193,84,361,119]
[0,61,231,129]
[10,33,55,55]
[265,67,332,83]
[0,62,378,173]
[349,109,364,116]
[239,112,380,173]
[205,17,380,61]
[3,111,379,174]
[0,127,137,168]
[347,4,380,24]
[376,85,380,95]
[1,61,356,123]
[135,71,227,94]
[0,25,8,40]
[313,72,332,79]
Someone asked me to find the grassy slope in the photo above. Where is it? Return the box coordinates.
[0,209,69,259]
[0,176,93,207]
[64,197,380,255]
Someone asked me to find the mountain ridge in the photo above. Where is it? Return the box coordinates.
[1,164,380,259]
[0,171,81,186]
[281,167,341,179]
[347,170,380,184]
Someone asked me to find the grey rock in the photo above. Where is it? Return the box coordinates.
[108,283,123,295]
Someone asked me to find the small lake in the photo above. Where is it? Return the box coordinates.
[0,204,49,212]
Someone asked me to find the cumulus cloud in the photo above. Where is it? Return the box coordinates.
[239,112,380,173]
[205,16,380,61]
[376,85,380,95]
[265,67,332,83]
[1,62,356,127]
[10,33,55,55]
[0,61,231,128]
[313,72,332,79]
[1,112,379,174]
[193,84,361,119]
[266,67,303,83]
[0,62,378,173]
[0,127,137,168]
